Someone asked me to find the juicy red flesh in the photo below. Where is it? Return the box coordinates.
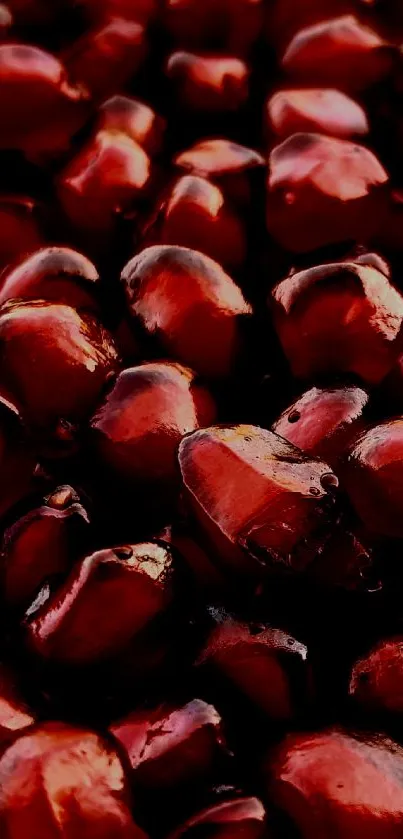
[90,361,215,489]
[121,245,252,378]
[0,300,119,436]
[267,133,389,252]
[0,246,100,311]
[0,722,144,838]
[178,424,338,577]
[1,485,90,609]
[267,729,403,838]
[197,615,312,721]
[175,139,265,207]
[271,261,403,384]
[344,419,403,537]
[350,637,403,713]
[96,95,166,156]
[281,15,396,93]
[1,5,403,839]
[149,175,247,271]
[111,699,227,791]
[272,385,369,467]
[266,88,369,142]
[64,18,147,101]
[24,542,181,665]
[167,52,249,113]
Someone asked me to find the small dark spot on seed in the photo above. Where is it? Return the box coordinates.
[115,546,133,560]
[288,411,300,423]
[320,472,339,492]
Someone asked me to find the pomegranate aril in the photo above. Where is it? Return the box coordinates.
[96,95,166,156]
[350,636,403,714]
[153,175,247,271]
[111,699,228,792]
[167,52,249,113]
[271,261,403,384]
[266,728,403,838]
[344,419,403,537]
[1,485,90,610]
[64,18,147,101]
[24,542,181,665]
[58,129,152,244]
[0,44,89,160]
[266,88,369,142]
[0,300,119,437]
[282,15,396,93]
[265,0,354,53]
[178,424,338,578]
[197,615,312,721]
[90,361,215,490]
[121,245,252,379]
[272,386,369,467]
[175,139,265,207]
[267,133,389,252]
[0,722,144,838]
[0,246,100,312]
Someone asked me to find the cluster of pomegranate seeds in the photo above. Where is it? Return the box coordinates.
[3,1,403,837]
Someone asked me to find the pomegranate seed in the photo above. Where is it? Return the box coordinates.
[266,88,369,142]
[111,699,227,790]
[0,722,144,838]
[267,133,389,252]
[175,139,265,207]
[121,245,252,378]
[178,424,338,577]
[58,130,151,244]
[152,175,247,271]
[344,419,403,537]
[272,386,369,466]
[350,637,403,713]
[167,52,249,113]
[24,542,180,664]
[282,15,396,92]
[0,246,100,311]
[267,728,403,838]
[197,614,312,720]
[271,261,403,383]
[97,95,166,156]
[1,486,89,610]
[0,44,88,160]
[0,300,118,436]
[90,361,216,489]
[64,18,147,101]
